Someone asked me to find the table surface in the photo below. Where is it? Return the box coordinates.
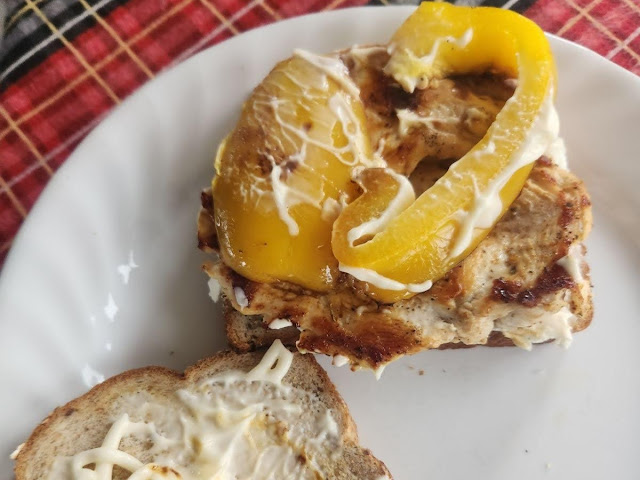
[0,0,638,266]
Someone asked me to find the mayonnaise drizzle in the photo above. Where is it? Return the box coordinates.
[233,286,249,309]
[249,50,385,236]
[494,307,574,350]
[396,106,459,136]
[293,49,360,98]
[49,341,343,480]
[339,263,433,293]
[347,169,415,246]
[268,318,294,330]
[557,244,584,284]
[450,89,559,257]
[207,278,221,303]
[557,243,588,299]
[332,355,350,367]
[328,93,385,169]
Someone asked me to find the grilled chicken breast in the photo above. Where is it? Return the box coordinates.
[198,47,593,370]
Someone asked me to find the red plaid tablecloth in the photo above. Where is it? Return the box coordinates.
[0,0,639,266]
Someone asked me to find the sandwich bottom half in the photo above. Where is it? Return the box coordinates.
[200,158,593,371]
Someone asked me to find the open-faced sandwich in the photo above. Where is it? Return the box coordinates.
[13,341,391,480]
[198,3,593,371]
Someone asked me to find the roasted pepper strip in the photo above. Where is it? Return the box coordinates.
[212,55,376,292]
[332,3,558,303]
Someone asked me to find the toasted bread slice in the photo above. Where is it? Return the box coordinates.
[201,158,592,369]
[14,343,391,480]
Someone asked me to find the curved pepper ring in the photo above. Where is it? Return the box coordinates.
[331,2,557,303]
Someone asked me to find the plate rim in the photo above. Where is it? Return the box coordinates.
[1,6,640,477]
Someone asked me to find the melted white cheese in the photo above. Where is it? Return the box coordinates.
[387,28,474,93]
[390,298,575,351]
[494,307,575,350]
[48,341,341,480]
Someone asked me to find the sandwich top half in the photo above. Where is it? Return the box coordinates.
[198,3,593,371]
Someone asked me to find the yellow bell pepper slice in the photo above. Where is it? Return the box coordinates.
[332,3,557,303]
[212,55,376,292]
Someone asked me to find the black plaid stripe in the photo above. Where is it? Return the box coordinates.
[0,0,126,90]
[471,0,536,11]
[0,0,534,92]
[368,0,534,12]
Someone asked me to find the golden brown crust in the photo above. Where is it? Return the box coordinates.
[223,298,593,353]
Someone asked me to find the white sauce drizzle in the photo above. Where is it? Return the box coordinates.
[293,49,360,98]
[545,136,568,169]
[233,287,249,309]
[10,443,24,460]
[557,244,588,297]
[347,45,387,63]
[332,355,350,368]
[396,106,459,136]
[49,341,341,480]
[450,89,559,257]
[557,244,584,284]
[207,278,221,303]
[494,307,574,350]
[268,318,294,330]
[339,263,432,293]
[251,51,385,236]
[328,93,385,169]
[320,197,342,222]
[347,169,415,247]
[270,162,303,236]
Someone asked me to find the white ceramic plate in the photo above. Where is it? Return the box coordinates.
[1,6,639,479]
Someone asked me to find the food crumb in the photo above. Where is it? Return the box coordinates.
[418,369,425,376]
[10,443,24,460]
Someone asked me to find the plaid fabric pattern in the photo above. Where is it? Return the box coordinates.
[0,0,638,266]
